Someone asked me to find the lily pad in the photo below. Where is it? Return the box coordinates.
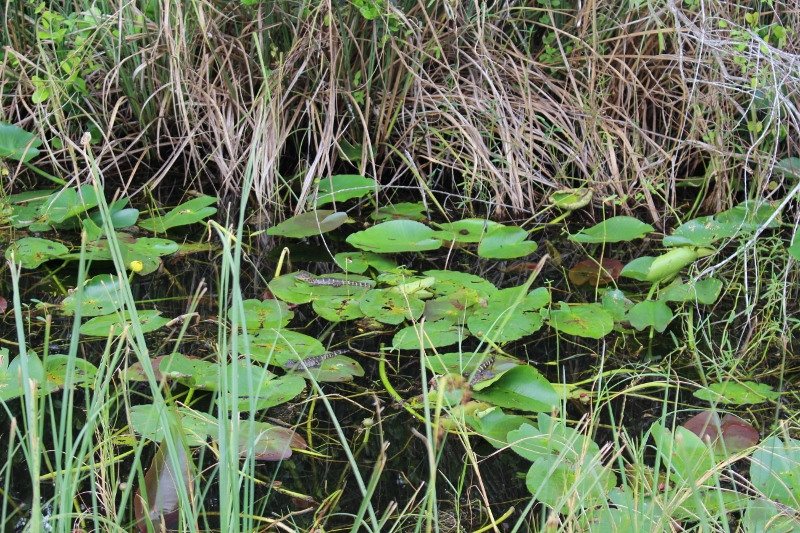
[477,226,538,259]
[693,381,780,404]
[61,274,126,317]
[346,220,442,254]
[266,210,348,238]
[392,321,466,350]
[464,407,530,448]
[360,289,425,325]
[424,352,521,375]
[312,296,365,322]
[284,355,364,383]
[525,455,614,512]
[268,273,315,304]
[509,414,601,462]
[80,310,170,336]
[44,355,98,388]
[467,287,548,342]
[0,122,42,162]
[626,300,673,332]
[424,270,497,297]
[138,196,217,232]
[5,237,69,268]
[663,216,738,247]
[569,216,654,244]
[236,299,294,329]
[312,175,375,206]
[370,202,428,222]
[660,277,723,304]
[248,328,325,363]
[750,435,800,503]
[124,237,180,276]
[546,303,613,339]
[472,365,559,413]
[433,219,502,243]
[601,289,634,322]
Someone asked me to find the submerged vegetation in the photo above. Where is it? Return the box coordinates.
[2,0,800,531]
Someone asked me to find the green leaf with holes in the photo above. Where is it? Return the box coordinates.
[433,219,503,243]
[237,299,294,329]
[61,274,125,317]
[360,289,425,325]
[312,296,365,322]
[5,237,69,268]
[267,210,348,238]
[347,220,442,254]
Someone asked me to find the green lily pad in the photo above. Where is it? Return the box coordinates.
[424,270,497,297]
[0,352,59,401]
[694,381,780,405]
[392,321,466,350]
[663,216,738,247]
[0,122,42,162]
[424,352,521,375]
[750,435,800,504]
[80,310,170,336]
[477,226,538,259]
[266,210,348,238]
[464,407,530,448]
[236,299,294,329]
[509,415,600,462]
[626,300,673,332]
[546,303,613,339]
[472,365,559,413]
[370,202,428,222]
[333,251,396,274]
[312,175,376,206]
[651,423,717,484]
[717,201,780,231]
[549,188,593,210]
[423,293,479,324]
[346,220,442,254]
[601,289,634,322]
[569,216,654,244]
[88,198,139,229]
[138,196,217,232]
[360,289,425,325]
[433,219,502,243]
[526,455,614,512]
[124,237,180,276]
[467,287,548,342]
[660,278,723,304]
[248,328,324,363]
[5,237,69,268]
[61,274,126,317]
[45,355,98,388]
[312,296,364,322]
[284,355,364,383]
[44,186,99,226]
[268,272,315,304]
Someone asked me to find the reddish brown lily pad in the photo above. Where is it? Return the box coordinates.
[568,258,623,287]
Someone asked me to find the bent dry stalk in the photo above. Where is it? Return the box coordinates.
[294,271,372,288]
[284,349,350,370]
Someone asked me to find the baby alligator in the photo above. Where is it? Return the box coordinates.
[284,349,349,370]
[294,271,371,288]
[467,356,496,386]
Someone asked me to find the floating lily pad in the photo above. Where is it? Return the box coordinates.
[360,289,425,325]
[424,270,497,297]
[694,381,780,405]
[525,455,614,512]
[236,299,294,329]
[346,220,442,254]
[509,414,601,462]
[569,216,654,244]
[550,188,593,210]
[45,355,98,388]
[660,278,723,304]
[601,289,634,322]
[80,310,170,336]
[750,435,800,503]
[651,423,717,484]
[0,122,42,162]
[370,202,428,222]
[5,237,69,268]
[268,272,315,304]
[61,274,126,317]
[238,419,308,460]
[717,201,780,231]
[312,175,376,206]
[0,351,59,401]
[433,219,502,243]
[423,293,480,324]
[267,210,348,238]
[464,407,530,448]
[138,196,217,232]
[626,300,673,332]
[312,296,365,322]
[424,352,521,375]
[334,251,396,274]
[44,186,99,226]
[248,328,325,363]
[87,198,139,229]
[477,226,538,259]
[546,303,613,339]
[124,237,180,275]
[663,216,738,247]
[467,286,548,342]
[392,321,466,350]
[472,365,559,413]
[284,355,364,383]
[568,258,623,286]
